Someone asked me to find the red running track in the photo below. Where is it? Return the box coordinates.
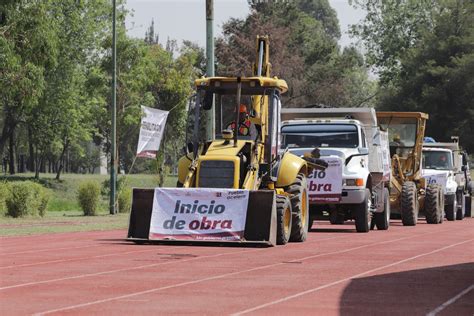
[1,218,473,315]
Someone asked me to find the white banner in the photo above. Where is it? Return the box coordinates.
[423,172,448,188]
[307,157,343,202]
[136,106,169,158]
[380,131,392,181]
[149,188,249,241]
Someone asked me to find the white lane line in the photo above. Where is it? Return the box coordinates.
[32,231,437,315]
[0,248,162,269]
[0,234,347,290]
[426,284,474,316]
[232,238,474,315]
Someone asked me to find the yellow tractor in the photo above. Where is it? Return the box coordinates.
[128,36,321,245]
[376,112,444,225]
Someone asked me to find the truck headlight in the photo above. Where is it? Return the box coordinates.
[345,178,364,186]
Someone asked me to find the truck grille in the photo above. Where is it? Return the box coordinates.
[199,160,235,188]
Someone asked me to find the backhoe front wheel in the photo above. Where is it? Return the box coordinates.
[288,173,309,242]
[401,181,419,226]
[276,195,292,245]
[425,184,442,224]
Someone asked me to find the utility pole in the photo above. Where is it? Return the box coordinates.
[205,0,215,140]
[110,0,117,215]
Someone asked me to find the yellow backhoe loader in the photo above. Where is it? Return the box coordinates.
[377,112,444,225]
[127,36,325,246]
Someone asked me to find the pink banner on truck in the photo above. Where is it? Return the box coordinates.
[149,188,249,241]
[307,157,343,203]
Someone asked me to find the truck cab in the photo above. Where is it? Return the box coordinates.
[423,139,473,219]
[281,108,391,232]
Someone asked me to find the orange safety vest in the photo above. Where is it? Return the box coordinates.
[227,120,251,136]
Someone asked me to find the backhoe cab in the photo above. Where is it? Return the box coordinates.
[128,36,316,246]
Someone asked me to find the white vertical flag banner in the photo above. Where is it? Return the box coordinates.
[136,106,169,158]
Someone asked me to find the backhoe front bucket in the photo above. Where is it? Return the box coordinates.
[127,189,277,246]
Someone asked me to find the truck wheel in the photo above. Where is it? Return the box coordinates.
[329,210,345,225]
[465,195,472,217]
[401,181,419,226]
[445,197,457,221]
[375,188,390,230]
[276,195,292,245]
[288,173,309,242]
[354,188,371,233]
[425,184,442,224]
[456,192,465,220]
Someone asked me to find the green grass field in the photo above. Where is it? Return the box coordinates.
[0,173,177,236]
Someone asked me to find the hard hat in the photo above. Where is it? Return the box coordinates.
[393,134,401,141]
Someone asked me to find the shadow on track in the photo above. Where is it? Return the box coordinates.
[339,263,474,315]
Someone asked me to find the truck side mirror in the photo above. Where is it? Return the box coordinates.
[358,147,369,155]
[461,165,467,172]
[203,92,213,110]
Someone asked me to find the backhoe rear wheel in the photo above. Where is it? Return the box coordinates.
[425,184,442,224]
[288,173,309,242]
[276,195,292,245]
[401,181,419,226]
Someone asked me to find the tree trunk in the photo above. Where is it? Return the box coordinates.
[34,148,41,179]
[8,128,15,175]
[27,127,35,172]
[55,139,69,180]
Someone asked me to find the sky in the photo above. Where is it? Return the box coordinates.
[124,0,366,48]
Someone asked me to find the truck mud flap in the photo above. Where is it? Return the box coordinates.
[127,189,277,246]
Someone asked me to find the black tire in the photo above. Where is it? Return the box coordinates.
[308,214,315,231]
[438,186,444,223]
[176,181,183,188]
[375,188,390,230]
[456,192,465,220]
[465,195,472,217]
[425,184,442,224]
[276,195,292,245]
[329,210,345,225]
[288,173,309,242]
[354,188,371,233]
[401,181,419,226]
[445,197,457,221]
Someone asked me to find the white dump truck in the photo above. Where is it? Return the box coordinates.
[280,108,391,232]
[423,138,472,219]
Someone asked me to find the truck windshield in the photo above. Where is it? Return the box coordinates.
[281,124,359,148]
[423,151,453,170]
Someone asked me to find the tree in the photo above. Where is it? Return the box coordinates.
[217,1,375,107]
[355,0,474,152]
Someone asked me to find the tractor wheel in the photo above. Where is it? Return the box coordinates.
[375,188,390,230]
[425,184,442,224]
[288,173,309,242]
[465,195,472,217]
[354,188,371,233]
[445,196,457,221]
[438,190,445,223]
[401,181,419,226]
[276,195,292,245]
[456,192,465,220]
